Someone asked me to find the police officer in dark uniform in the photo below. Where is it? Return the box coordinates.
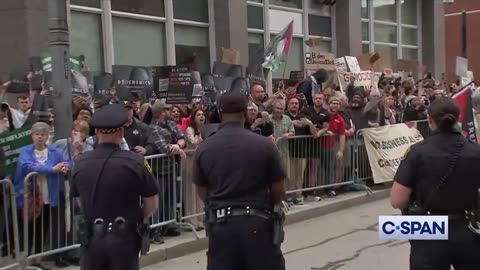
[193,90,287,270]
[391,96,480,269]
[71,103,159,270]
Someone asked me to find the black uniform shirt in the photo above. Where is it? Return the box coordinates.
[394,130,480,212]
[124,120,142,150]
[71,143,158,222]
[301,106,330,129]
[193,121,286,209]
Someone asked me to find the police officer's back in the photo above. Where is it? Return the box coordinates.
[391,96,480,269]
[193,90,287,270]
[71,104,159,270]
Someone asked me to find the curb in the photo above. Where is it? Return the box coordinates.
[140,188,390,268]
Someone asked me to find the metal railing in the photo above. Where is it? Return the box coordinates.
[0,179,21,270]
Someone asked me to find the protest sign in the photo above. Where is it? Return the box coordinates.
[113,65,154,101]
[152,66,172,99]
[93,72,114,101]
[213,61,244,78]
[30,54,84,74]
[221,48,240,65]
[8,68,30,93]
[304,52,335,71]
[362,124,423,183]
[71,71,94,98]
[337,70,379,93]
[335,56,360,73]
[0,125,33,176]
[455,56,468,77]
[167,65,193,104]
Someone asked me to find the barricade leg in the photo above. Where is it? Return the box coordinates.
[349,132,373,195]
[0,180,21,270]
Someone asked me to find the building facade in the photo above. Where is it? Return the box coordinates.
[0,0,446,85]
[445,0,480,85]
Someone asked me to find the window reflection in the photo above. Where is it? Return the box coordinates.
[111,0,165,17]
[373,0,396,22]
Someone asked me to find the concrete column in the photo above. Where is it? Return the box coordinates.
[422,0,446,80]
[335,0,362,57]
[213,0,249,68]
[0,0,48,79]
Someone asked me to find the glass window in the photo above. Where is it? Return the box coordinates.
[70,0,100,8]
[247,0,263,2]
[373,0,396,22]
[111,0,165,17]
[362,44,370,54]
[308,15,331,37]
[362,22,369,41]
[374,24,397,43]
[361,0,369,19]
[175,25,210,73]
[270,0,302,9]
[320,40,332,53]
[309,0,331,16]
[248,5,264,29]
[70,11,103,71]
[374,44,397,68]
[173,0,208,22]
[402,28,417,46]
[401,0,417,25]
[272,37,303,79]
[248,33,264,66]
[112,17,166,66]
[402,48,418,61]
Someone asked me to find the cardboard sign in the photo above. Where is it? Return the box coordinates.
[304,52,335,71]
[221,48,240,65]
[362,124,423,183]
[167,65,193,104]
[397,59,418,74]
[356,52,385,73]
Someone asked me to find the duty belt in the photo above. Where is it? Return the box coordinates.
[427,210,471,221]
[91,217,138,237]
[211,206,271,223]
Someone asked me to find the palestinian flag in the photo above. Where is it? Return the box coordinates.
[452,82,478,143]
[262,21,294,71]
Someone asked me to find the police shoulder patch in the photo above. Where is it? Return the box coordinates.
[144,159,152,174]
[401,146,412,161]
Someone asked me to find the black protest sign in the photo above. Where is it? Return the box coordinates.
[289,71,304,84]
[166,65,193,104]
[201,74,216,105]
[29,56,44,77]
[231,77,250,97]
[212,61,244,78]
[246,66,267,89]
[8,68,29,93]
[24,92,51,126]
[152,66,172,99]
[93,72,114,101]
[113,65,153,101]
[213,76,233,93]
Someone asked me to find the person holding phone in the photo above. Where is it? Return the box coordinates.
[53,120,93,161]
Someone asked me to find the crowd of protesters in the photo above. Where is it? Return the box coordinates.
[0,67,473,269]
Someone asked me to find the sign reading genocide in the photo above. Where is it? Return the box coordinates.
[362,124,423,184]
[0,125,33,176]
[337,70,379,94]
[167,65,193,104]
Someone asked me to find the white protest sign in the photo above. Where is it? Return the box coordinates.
[344,56,361,72]
[337,70,379,94]
[362,124,424,184]
[335,57,348,72]
[456,56,468,77]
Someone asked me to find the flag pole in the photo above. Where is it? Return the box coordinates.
[282,55,289,80]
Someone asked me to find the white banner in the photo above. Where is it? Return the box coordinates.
[362,124,424,183]
[337,70,379,95]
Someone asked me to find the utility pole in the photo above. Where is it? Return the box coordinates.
[462,10,467,58]
[48,0,72,140]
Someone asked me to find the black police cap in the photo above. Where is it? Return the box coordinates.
[219,90,248,114]
[90,103,128,134]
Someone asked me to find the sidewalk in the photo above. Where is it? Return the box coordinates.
[51,187,390,270]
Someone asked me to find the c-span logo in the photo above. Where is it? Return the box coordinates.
[378,216,448,240]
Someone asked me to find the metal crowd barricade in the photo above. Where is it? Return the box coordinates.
[0,179,21,270]
[21,172,79,266]
[178,150,205,231]
[354,130,374,186]
[409,119,431,139]
[145,154,199,239]
[276,134,372,197]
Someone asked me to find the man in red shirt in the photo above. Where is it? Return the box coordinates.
[322,96,346,196]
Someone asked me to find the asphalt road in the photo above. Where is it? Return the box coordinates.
[143,199,411,270]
